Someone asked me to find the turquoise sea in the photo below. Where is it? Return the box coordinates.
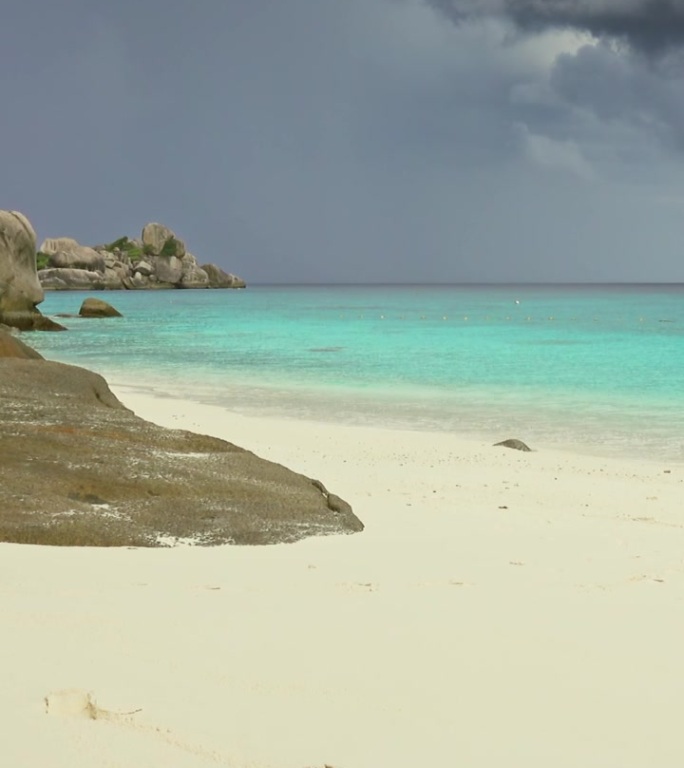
[28,285,684,462]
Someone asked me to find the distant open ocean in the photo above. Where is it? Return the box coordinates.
[29,284,684,462]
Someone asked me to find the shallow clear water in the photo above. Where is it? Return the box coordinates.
[28,285,684,461]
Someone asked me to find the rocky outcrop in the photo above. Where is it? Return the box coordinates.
[0,211,66,331]
[142,222,185,257]
[37,223,244,291]
[38,267,108,291]
[179,254,210,288]
[0,211,44,314]
[40,238,106,272]
[0,356,363,547]
[79,298,123,318]
[201,263,246,288]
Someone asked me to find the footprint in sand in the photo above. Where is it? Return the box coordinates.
[43,689,134,720]
[44,689,230,765]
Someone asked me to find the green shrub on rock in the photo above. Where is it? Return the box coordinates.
[104,236,130,252]
[127,246,143,263]
[160,237,181,258]
[36,251,50,271]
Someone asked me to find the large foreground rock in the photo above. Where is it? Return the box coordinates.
[0,359,363,547]
[0,210,69,331]
[0,210,44,314]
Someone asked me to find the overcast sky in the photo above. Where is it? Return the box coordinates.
[3,0,684,282]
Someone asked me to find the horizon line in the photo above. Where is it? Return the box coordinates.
[246,281,684,287]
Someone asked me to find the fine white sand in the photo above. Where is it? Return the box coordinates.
[3,386,684,767]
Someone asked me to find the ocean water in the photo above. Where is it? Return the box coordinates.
[28,284,684,462]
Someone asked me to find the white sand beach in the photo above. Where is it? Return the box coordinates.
[3,388,684,767]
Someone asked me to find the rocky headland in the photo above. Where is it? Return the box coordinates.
[37,221,245,291]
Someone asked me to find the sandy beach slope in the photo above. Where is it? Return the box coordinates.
[2,387,684,767]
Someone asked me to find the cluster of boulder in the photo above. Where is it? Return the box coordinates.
[0,210,244,331]
[37,221,245,291]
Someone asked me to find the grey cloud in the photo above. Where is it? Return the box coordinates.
[426,0,684,54]
[549,42,684,150]
[424,0,684,161]
[3,0,684,283]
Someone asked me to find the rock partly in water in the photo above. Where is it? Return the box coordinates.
[79,297,123,318]
[0,311,67,332]
[494,438,532,452]
[0,210,44,315]
[0,358,363,547]
[0,330,44,359]
[178,254,210,288]
[201,263,246,288]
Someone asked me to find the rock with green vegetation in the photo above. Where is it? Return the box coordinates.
[39,238,105,272]
[37,221,244,291]
[142,222,186,258]
[0,355,363,547]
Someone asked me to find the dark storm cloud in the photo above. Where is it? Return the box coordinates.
[425,0,684,152]
[550,42,684,147]
[427,0,684,54]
